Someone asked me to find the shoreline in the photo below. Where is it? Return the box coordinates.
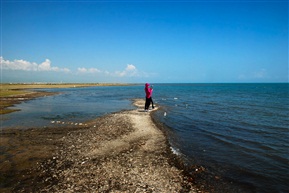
[0,83,133,115]
[0,99,199,192]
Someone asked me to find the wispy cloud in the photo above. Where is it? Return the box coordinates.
[238,68,269,81]
[77,67,101,73]
[253,68,267,79]
[113,64,138,77]
[78,64,145,78]
[0,57,70,72]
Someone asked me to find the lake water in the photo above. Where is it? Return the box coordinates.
[1,84,288,193]
[1,86,141,128]
[152,83,289,193]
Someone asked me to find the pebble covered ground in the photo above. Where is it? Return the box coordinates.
[1,99,201,193]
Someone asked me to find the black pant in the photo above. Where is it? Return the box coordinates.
[145,97,154,110]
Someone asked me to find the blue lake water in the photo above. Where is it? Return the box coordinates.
[1,86,142,128]
[153,83,289,193]
[1,83,288,192]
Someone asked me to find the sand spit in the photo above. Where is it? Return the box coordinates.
[1,99,199,192]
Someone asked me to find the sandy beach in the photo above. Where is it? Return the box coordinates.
[0,99,199,192]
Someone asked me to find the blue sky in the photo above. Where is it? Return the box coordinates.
[1,0,288,83]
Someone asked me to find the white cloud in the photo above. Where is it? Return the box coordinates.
[77,67,88,73]
[1,57,151,82]
[114,71,125,77]
[114,64,138,77]
[126,64,136,71]
[77,67,101,73]
[38,59,53,71]
[77,64,146,77]
[0,57,70,72]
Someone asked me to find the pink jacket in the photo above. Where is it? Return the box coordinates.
[145,83,153,98]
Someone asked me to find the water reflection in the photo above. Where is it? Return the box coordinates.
[2,86,143,129]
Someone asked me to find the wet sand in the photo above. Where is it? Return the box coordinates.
[0,99,200,192]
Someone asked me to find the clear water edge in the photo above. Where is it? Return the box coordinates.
[1,84,288,193]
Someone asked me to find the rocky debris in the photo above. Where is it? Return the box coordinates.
[4,99,199,192]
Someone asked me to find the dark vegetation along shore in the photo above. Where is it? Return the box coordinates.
[0,84,202,193]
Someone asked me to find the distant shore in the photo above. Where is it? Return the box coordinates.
[0,83,132,114]
[0,99,199,192]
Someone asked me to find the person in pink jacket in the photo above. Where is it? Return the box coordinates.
[144,83,154,110]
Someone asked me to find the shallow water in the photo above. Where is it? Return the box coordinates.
[1,83,288,192]
[1,86,142,129]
